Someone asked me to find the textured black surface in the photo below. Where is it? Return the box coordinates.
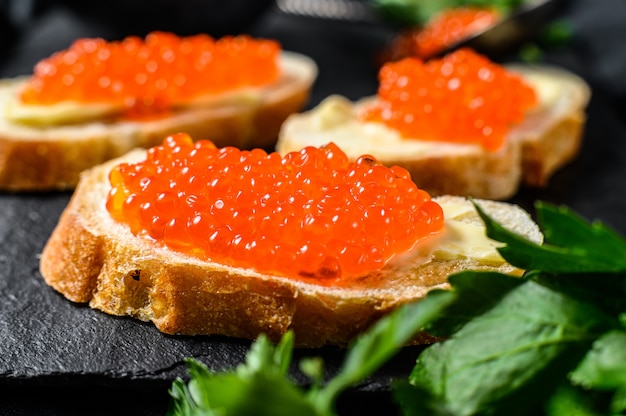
[1,0,626,414]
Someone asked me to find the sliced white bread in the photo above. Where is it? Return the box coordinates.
[39,149,543,347]
[0,51,317,191]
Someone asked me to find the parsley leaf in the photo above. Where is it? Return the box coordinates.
[528,271,626,320]
[167,332,317,416]
[400,271,617,415]
[314,291,455,414]
[419,271,523,337]
[167,292,454,416]
[543,382,607,416]
[394,202,626,415]
[572,330,626,389]
[570,330,626,413]
[474,200,626,273]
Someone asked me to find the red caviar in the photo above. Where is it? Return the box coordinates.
[20,32,280,115]
[361,48,538,151]
[386,7,501,61]
[106,133,444,280]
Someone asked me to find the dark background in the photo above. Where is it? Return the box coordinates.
[1,0,626,414]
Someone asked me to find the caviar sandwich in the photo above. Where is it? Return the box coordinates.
[277,48,590,200]
[40,133,542,347]
[0,31,317,191]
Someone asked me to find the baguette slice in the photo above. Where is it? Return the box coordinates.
[276,64,590,200]
[39,149,543,347]
[0,51,317,192]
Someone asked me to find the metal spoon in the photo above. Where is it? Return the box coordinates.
[444,0,568,58]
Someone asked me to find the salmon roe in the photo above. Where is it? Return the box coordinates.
[20,31,280,115]
[387,7,501,60]
[106,133,444,281]
[361,48,538,151]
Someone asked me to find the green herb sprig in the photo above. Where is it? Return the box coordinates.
[397,201,626,415]
[167,291,454,416]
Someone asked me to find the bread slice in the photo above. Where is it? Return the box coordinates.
[0,51,317,192]
[39,149,543,347]
[276,64,590,200]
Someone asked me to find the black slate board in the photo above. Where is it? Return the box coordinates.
[2,1,626,414]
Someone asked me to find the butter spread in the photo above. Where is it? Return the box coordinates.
[432,198,505,263]
[3,82,263,126]
[293,95,482,161]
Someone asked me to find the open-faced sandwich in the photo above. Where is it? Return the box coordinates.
[276,48,590,200]
[0,31,317,191]
[39,133,543,347]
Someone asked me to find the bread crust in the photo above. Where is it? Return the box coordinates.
[276,64,590,200]
[507,64,591,187]
[40,150,543,347]
[0,52,317,191]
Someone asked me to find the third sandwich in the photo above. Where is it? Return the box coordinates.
[277,48,590,200]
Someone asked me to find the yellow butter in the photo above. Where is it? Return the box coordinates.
[0,79,120,126]
[433,198,505,263]
[297,95,480,161]
[2,79,263,127]
[5,99,117,126]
